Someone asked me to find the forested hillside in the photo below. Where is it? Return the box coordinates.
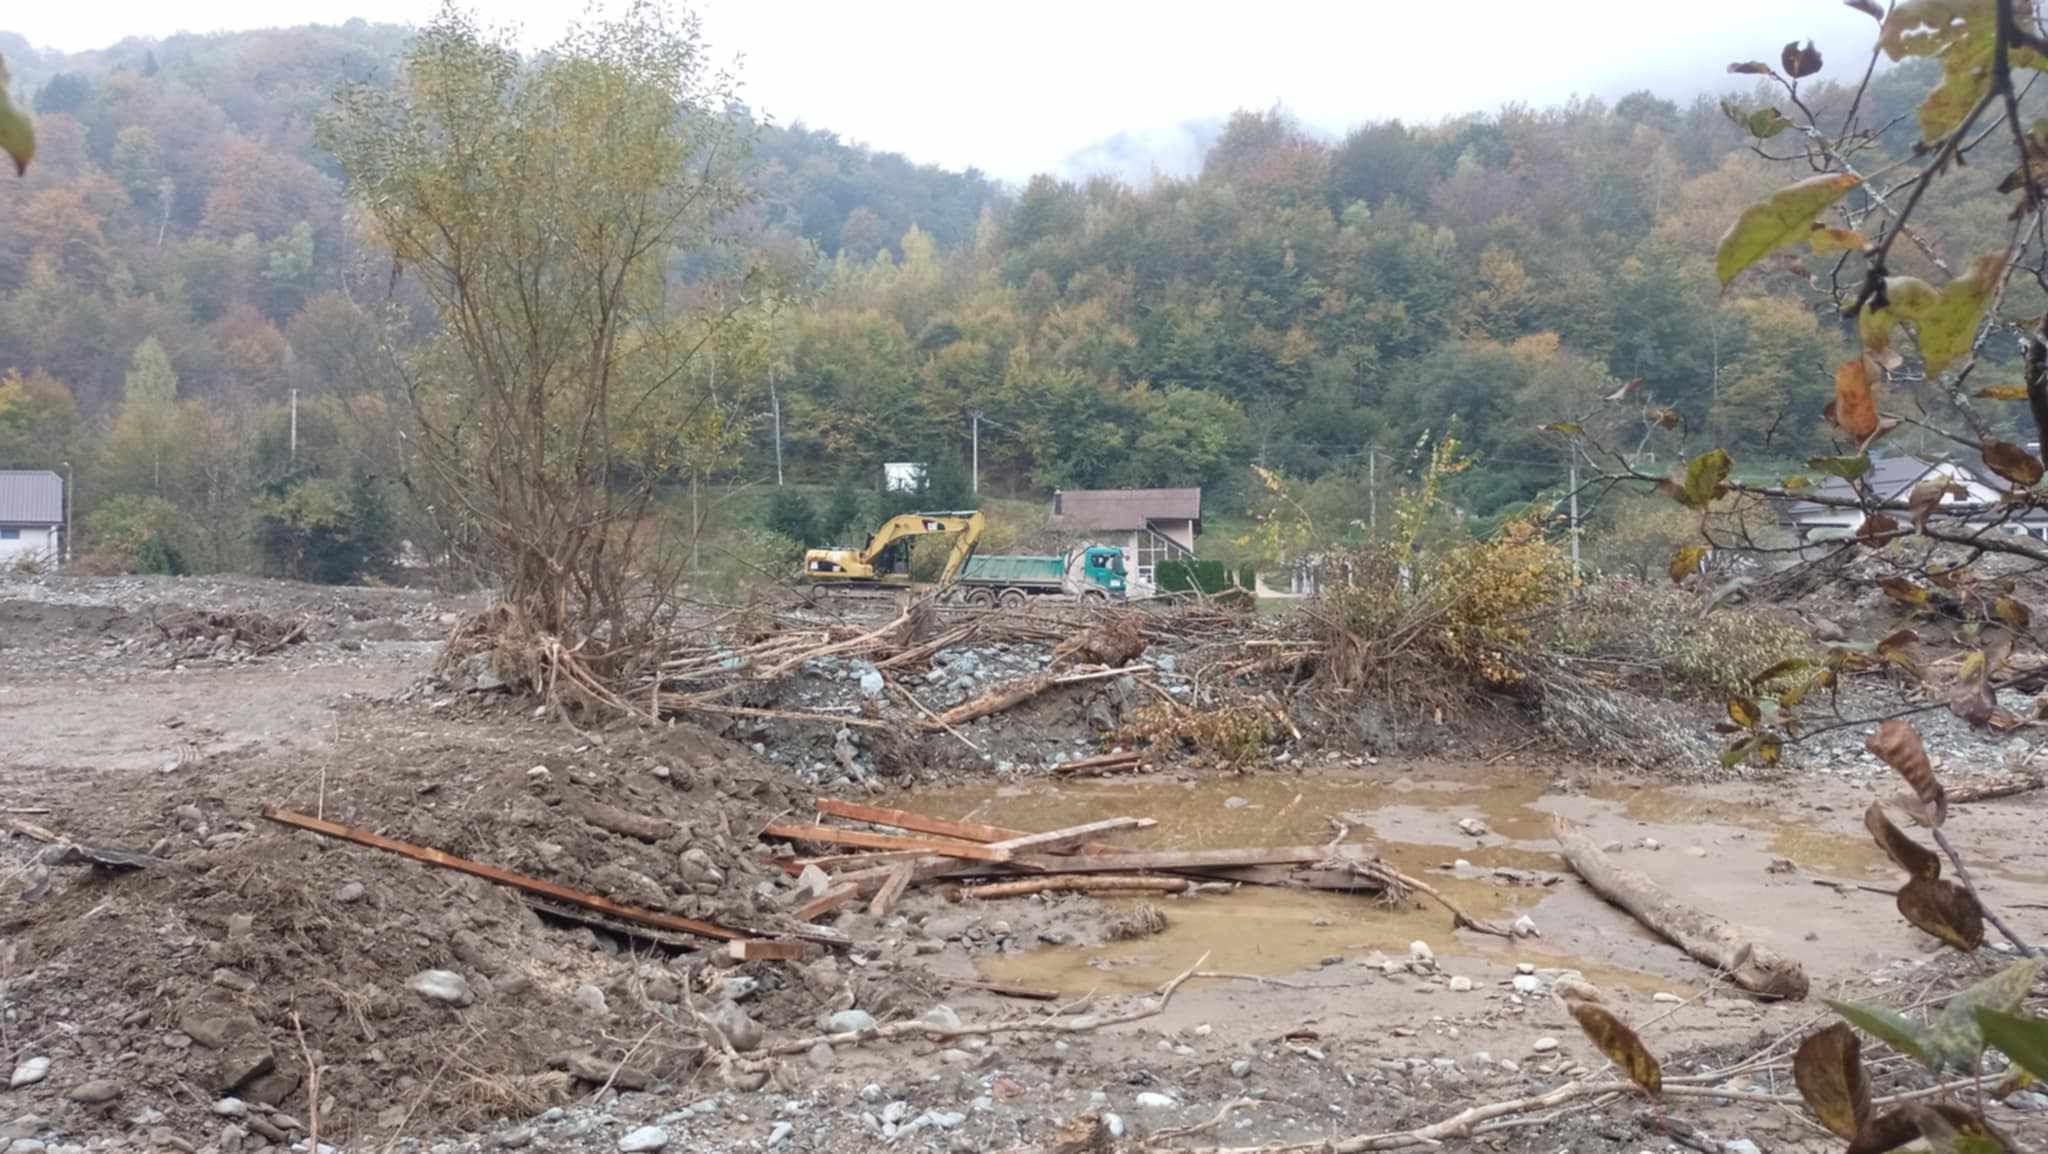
[0,18,2028,579]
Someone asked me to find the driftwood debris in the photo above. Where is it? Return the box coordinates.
[931,665,1150,729]
[263,807,755,945]
[959,874,1190,899]
[1949,772,2044,805]
[1554,815,1808,999]
[578,801,674,843]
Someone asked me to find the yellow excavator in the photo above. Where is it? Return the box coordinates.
[801,510,985,590]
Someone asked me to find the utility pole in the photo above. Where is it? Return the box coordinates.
[1567,448,1581,584]
[971,411,980,496]
[289,388,298,463]
[62,459,72,568]
[1367,445,1377,535]
[770,368,783,487]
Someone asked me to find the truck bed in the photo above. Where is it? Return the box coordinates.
[958,554,1065,585]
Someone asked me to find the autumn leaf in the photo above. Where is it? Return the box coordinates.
[1717,173,1862,285]
[1834,357,1881,439]
[1750,657,1810,686]
[1992,595,2032,629]
[1882,0,2048,142]
[1897,874,1986,951]
[1846,1108,1923,1154]
[1794,1023,1870,1139]
[1809,454,1872,480]
[1756,732,1783,765]
[1846,0,1884,19]
[1680,449,1732,509]
[1866,720,1948,826]
[1982,440,2044,487]
[1889,255,2003,377]
[1907,477,1955,532]
[1906,1103,2015,1154]
[1782,40,1824,78]
[1728,60,1777,76]
[1568,1003,1661,1093]
[0,58,32,177]
[1722,735,1760,768]
[1668,545,1707,584]
[1747,107,1795,139]
[1810,224,1867,254]
[1949,645,2000,729]
[1865,801,1942,880]
[1976,1008,2048,1081]
[1857,513,1902,548]
[1879,576,1933,607]
[1645,406,1681,429]
[1727,696,1761,728]
[1976,385,2032,400]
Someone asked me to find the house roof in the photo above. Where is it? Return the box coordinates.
[1785,453,2044,520]
[1048,488,1202,531]
[0,470,63,525]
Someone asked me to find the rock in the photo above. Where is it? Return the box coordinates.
[923,1005,963,1033]
[1447,976,1474,993]
[212,1099,248,1118]
[1641,837,1661,851]
[643,974,679,1004]
[1512,975,1542,994]
[767,1121,794,1147]
[564,1051,652,1091]
[1684,846,1708,859]
[570,984,608,1016]
[796,864,832,899]
[882,1101,910,1125]
[938,1048,975,1066]
[497,1129,534,1149]
[1653,992,1683,1004]
[8,1057,49,1089]
[334,881,365,904]
[651,765,672,780]
[807,1041,835,1070]
[829,1010,876,1034]
[526,765,551,784]
[617,1126,669,1153]
[65,1080,121,1105]
[1722,1142,1761,1154]
[6,1141,45,1154]
[1134,1091,1178,1110]
[1231,1059,1253,1077]
[1531,1037,1559,1054]
[1456,818,1488,837]
[707,1000,763,1053]
[214,1043,275,1091]
[1222,796,1250,810]
[720,976,759,1001]
[2006,1089,2048,1110]
[1408,940,1435,965]
[858,669,885,697]
[1511,915,1539,938]
[179,1011,256,1050]
[408,969,473,1006]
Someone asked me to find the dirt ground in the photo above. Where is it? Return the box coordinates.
[1,574,2045,1154]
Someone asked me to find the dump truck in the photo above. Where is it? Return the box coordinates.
[951,545,1126,606]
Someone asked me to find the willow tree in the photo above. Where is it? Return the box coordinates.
[321,2,751,682]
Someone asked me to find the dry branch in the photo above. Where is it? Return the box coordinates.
[1949,772,2044,804]
[1554,815,1808,999]
[959,875,1190,899]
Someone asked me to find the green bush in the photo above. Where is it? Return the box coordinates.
[82,494,186,575]
[1157,558,1253,596]
[767,489,821,547]
[1558,579,1814,698]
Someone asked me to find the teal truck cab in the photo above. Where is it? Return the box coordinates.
[952,545,1126,606]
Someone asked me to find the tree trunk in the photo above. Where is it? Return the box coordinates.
[1553,815,1809,999]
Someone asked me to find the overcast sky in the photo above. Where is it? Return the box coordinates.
[11,0,1887,182]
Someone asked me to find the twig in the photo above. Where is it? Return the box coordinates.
[1148,1097,1259,1145]
[290,1011,322,1154]
[589,1022,659,1102]
[1928,826,2036,956]
[889,679,982,754]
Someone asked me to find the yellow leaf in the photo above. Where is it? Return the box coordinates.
[1568,1003,1662,1093]
[1716,173,1862,285]
[1977,385,2031,400]
[1891,255,2003,377]
[1794,1023,1870,1139]
[1881,0,2048,141]
[1728,695,1761,728]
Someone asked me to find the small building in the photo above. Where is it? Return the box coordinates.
[0,470,65,568]
[1783,454,2048,542]
[882,462,925,493]
[1047,487,1201,589]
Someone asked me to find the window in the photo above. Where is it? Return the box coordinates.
[0,528,18,541]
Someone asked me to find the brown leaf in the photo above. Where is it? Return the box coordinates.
[1982,440,2045,488]
[1874,628,1920,656]
[1811,223,1867,254]
[1568,1003,1661,1093]
[1992,595,2032,629]
[1866,720,1947,826]
[1646,406,1682,429]
[1906,1104,2014,1152]
[1846,1108,1923,1154]
[1835,358,1881,439]
[1782,40,1824,79]
[1729,60,1777,76]
[1879,576,1932,607]
[1727,696,1762,728]
[1857,513,1901,547]
[1864,801,1942,880]
[1907,478,1954,532]
[1794,1023,1870,1139]
[1669,545,1707,584]
[1845,0,1884,20]
[1897,875,1986,951]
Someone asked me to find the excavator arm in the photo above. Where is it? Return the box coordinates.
[934,511,984,584]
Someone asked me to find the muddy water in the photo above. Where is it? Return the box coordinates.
[888,766,1946,994]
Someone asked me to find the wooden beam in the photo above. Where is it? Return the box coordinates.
[760,822,1012,862]
[261,807,747,943]
[1004,845,1337,874]
[809,799,1141,857]
[728,939,809,962]
[868,861,914,917]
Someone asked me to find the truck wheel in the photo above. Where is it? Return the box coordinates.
[966,588,996,608]
[999,588,1027,608]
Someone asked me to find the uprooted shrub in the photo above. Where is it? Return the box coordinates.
[1556,578,1815,699]
[1318,519,1570,710]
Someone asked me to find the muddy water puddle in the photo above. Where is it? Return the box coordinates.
[889,767,1920,993]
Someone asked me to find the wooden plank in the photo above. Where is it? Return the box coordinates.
[786,817,1154,921]
[809,799,1140,857]
[728,939,809,962]
[1005,845,1335,874]
[760,822,1012,862]
[261,807,748,943]
[868,861,914,917]
[984,816,1154,855]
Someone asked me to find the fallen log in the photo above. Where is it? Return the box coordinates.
[578,801,674,843]
[1553,815,1807,999]
[1950,772,2044,805]
[959,874,1189,899]
[262,807,750,943]
[931,665,1151,728]
[789,817,1156,921]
